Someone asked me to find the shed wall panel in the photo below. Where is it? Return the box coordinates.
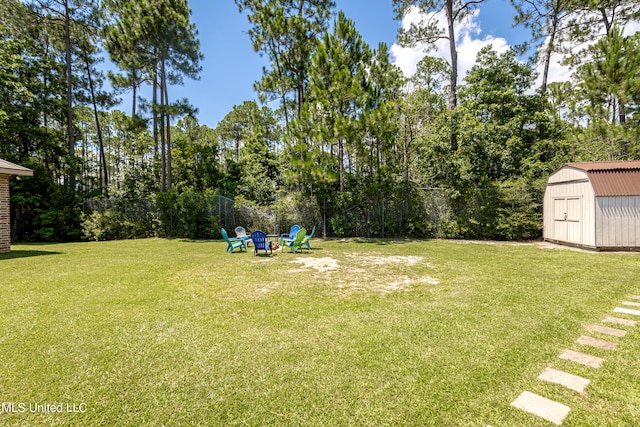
[548,167,590,184]
[543,175,595,247]
[596,196,640,247]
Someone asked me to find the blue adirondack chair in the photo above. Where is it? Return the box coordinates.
[302,225,316,250]
[250,230,272,256]
[221,228,247,253]
[280,224,301,246]
[282,228,307,253]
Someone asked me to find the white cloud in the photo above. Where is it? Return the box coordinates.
[391,7,640,92]
[534,18,640,88]
[532,51,572,89]
[390,6,510,83]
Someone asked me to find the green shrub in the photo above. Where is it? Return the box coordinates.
[176,192,219,239]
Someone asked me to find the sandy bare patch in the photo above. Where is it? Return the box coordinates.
[290,257,339,272]
[256,282,279,294]
[346,253,426,266]
[336,274,439,294]
[417,276,440,285]
[283,268,308,274]
[252,257,275,262]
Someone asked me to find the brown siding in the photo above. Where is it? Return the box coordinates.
[0,174,10,253]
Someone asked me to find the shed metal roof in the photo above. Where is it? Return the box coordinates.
[565,161,640,196]
[0,159,34,176]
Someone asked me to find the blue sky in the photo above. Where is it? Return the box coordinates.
[117,0,539,129]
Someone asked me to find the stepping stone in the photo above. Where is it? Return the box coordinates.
[614,307,640,316]
[511,391,570,425]
[603,316,637,327]
[538,367,590,393]
[622,301,640,308]
[559,349,603,368]
[628,295,640,300]
[577,335,616,350]
[586,324,627,337]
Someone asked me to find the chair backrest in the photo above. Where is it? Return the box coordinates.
[307,226,316,238]
[289,224,301,239]
[235,226,247,238]
[293,228,306,245]
[221,228,231,242]
[250,230,268,249]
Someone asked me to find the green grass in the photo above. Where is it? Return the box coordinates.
[1,238,639,426]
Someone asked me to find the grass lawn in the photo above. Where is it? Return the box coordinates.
[1,238,639,426]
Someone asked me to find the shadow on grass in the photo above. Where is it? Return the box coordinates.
[334,237,416,245]
[179,239,218,244]
[0,250,62,260]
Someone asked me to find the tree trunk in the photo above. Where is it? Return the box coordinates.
[445,0,457,109]
[600,7,612,35]
[445,0,458,152]
[403,117,412,229]
[64,0,75,187]
[85,57,108,193]
[159,60,166,192]
[339,138,344,192]
[163,59,172,191]
[269,38,290,130]
[153,61,160,187]
[132,70,137,117]
[541,17,559,94]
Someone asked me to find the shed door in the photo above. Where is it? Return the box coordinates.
[553,197,582,243]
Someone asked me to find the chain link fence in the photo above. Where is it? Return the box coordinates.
[82,185,542,241]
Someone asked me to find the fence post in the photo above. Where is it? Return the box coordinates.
[274,192,278,235]
[323,197,327,238]
[381,197,385,238]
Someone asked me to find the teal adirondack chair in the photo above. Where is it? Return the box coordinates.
[221,228,247,253]
[302,225,316,250]
[280,224,301,246]
[282,228,307,253]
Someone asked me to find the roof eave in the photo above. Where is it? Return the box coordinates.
[0,167,34,176]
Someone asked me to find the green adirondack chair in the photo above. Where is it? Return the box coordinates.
[302,225,316,250]
[221,228,247,253]
[280,224,300,246]
[282,228,307,253]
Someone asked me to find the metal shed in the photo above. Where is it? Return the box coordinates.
[0,159,34,253]
[543,161,640,250]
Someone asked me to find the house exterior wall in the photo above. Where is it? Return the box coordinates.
[0,174,10,253]
[543,167,596,247]
[595,196,640,248]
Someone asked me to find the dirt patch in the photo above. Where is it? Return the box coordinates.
[290,257,339,272]
[346,253,427,266]
[337,274,439,294]
[288,254,439,294]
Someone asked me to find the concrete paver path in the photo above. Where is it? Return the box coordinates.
[511,391,570,425]
[538,367,590,393]
[559,349,603,368]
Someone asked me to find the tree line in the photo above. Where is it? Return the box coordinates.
[1,0,639,241]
